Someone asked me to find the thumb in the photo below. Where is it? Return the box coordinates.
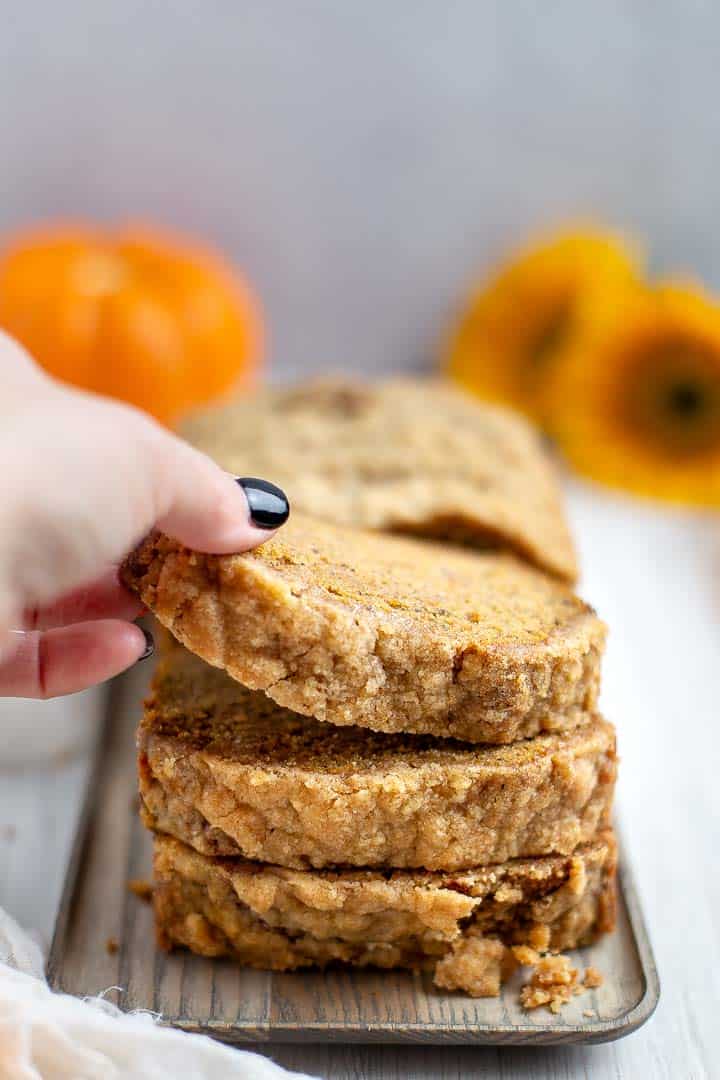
[0,375,289,628]
[151,431,290,553]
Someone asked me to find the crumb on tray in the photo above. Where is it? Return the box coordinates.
[583,965,603,989]
[513,948,604,1015]
[128,878,153,902]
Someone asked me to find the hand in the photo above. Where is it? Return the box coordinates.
[0,333,289,697]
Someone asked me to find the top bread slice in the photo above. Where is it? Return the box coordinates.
[181,377,578,583]
[122,513,604,743]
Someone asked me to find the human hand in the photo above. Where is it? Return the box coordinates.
[0,333,289,697]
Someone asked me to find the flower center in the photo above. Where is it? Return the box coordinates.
[666,381,704,418]
[624,345,720,458]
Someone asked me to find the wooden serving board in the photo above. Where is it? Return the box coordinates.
[48,663,659,1045]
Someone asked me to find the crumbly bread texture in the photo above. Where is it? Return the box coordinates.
[140,647,617,870]
[121,514,605,743]
[153,831,617,997]
[181,377,578,583]
[514,947,605,1013]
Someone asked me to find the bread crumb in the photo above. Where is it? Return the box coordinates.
[512,945,540,967]
[105,937,119,955]
[519,955,577,1013]
[128,878,153,902]
[584,965,603,988]
[514,949,605,1014]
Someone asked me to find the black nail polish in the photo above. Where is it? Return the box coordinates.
[236,477,290,529]
[138,627,155,661]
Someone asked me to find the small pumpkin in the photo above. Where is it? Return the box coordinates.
[0,224,263,423]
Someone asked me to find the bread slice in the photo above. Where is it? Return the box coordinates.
[153,831,617,997]
[140,646,617,871]
[181,377,578,582]
[121,513,605,743]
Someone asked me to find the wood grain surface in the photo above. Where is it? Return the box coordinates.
[47,662,657,1047]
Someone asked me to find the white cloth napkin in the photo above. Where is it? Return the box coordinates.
[0,908,315,1080]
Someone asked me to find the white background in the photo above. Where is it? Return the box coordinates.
[1,2,720,377]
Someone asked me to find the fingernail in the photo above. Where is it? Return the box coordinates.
[138,627,155,661]
[236,477,290,530]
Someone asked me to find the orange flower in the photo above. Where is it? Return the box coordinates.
[0,224,263,423]
[548,283,720,505]
[445,228,641,421]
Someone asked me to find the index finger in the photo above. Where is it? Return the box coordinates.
[22,568,145,631]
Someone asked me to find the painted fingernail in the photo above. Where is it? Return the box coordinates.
[138,627,155,661]
[236,477,290,529]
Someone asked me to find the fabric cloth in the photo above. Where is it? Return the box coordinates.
[0,907,314,1080]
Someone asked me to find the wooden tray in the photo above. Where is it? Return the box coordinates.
[48,663,659,1045]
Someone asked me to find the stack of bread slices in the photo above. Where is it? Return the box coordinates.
[121,379,616,999]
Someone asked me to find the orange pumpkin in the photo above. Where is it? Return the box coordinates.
[0,224,263,423]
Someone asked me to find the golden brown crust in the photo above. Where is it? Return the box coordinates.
[181,377,578,582]
[139,647,617,870]
[121,514,605,743]
[152,831,617,997]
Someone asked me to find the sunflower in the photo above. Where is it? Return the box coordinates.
[445,228,641,421]
[548,283,720,505]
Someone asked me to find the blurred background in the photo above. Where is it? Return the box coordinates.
[1,1,717,379]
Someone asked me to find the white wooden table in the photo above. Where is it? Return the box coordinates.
[1,484,715,1079]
